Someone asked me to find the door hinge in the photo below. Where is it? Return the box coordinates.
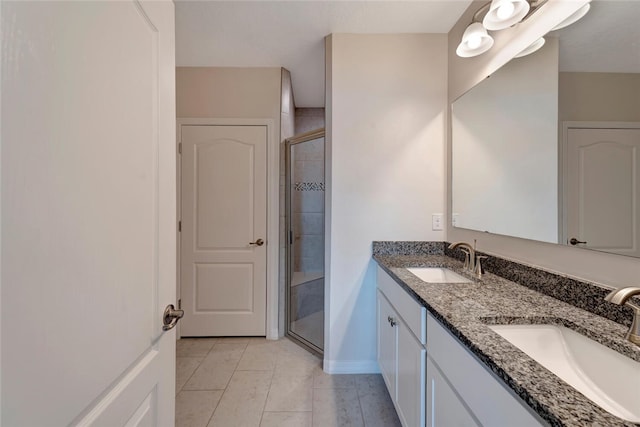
[178,299,182,310]
[178,220,182,232]
[178,143,182,154]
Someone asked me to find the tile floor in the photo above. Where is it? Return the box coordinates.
[176,337,401,427]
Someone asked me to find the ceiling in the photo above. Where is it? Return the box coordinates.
[175,1,473,108]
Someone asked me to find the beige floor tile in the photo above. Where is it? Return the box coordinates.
[313,371,356,389]
[275,350,322,377]
[176,357,203,393]
[183,343,247,390]
[176,338,400,427]
[175,390,223,427]
[207,370,273,427]
[236,341,278,371]
[260,412,312,427]
[278,338,319,357]
[214,337,263,344]
[264,374,313,411]
[312,388,364,427]
[177,338,219,358]
[355,375,401,427]
[244,337,270,344]
[353,374,388,392]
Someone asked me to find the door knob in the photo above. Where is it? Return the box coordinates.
[162,304,184,331]
[249,238,265,246]
[569,238,587,246]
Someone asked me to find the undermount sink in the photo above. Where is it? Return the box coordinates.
[488,324,640,423]
[406,267,472,284]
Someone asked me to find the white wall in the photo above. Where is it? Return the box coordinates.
[559,72,640,122]
[280,69,296,337]
[452,39,559,244]
[176,67,283,338]
[448,0,640,288]
[324,34,447,373]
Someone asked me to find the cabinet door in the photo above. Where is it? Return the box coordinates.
[377,291,397,400]
[426,356,479,427]
[397,321,426,427]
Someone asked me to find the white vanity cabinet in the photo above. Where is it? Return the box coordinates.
[377,267,426,427]
[426,313,546,427]
[377,266,546,427]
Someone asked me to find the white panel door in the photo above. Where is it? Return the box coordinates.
[180,125,267,336]
[566,128,640,257]
[1,1,176,426]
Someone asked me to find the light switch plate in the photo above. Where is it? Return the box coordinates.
[432,214,444,231]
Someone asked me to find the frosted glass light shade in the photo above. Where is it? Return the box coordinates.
[551,3,590,31]
[514,37,545,58]
[456,22,494,58]
[483,0,530,30]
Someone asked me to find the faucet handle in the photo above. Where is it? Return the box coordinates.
[474,255,488,278]
[460,248,471,270]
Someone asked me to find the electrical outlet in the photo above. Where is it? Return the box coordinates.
[452,213,459,227]
[432,214,444,231]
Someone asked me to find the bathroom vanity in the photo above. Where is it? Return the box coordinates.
[374,242,640,427]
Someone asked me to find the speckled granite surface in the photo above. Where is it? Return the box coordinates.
[372,241,445,256]
[444,244,635,327]
[373,249,640,427]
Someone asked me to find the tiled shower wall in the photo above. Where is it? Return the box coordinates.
[278,106,325,336]
[291,137,325,273]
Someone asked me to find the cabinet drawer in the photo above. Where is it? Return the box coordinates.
[377,267,426,345]
[427,313,545,427]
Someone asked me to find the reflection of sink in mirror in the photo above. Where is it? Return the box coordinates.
[488,324,640,423]
[406,268,472,284]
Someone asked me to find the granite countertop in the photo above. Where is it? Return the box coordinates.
[374,253,640,427]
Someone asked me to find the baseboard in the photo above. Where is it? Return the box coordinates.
[323,359,380,374]
[266,327,279,340]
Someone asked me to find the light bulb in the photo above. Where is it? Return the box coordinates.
[467,34,482,50]
[496,1,515,19]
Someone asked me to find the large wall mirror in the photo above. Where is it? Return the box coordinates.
[452,0,640,258]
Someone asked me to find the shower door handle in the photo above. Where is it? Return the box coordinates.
[249,238,265,246]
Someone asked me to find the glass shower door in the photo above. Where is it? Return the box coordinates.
[286,129,325,353]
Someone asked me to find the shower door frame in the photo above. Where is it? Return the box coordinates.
[285,128,325,355]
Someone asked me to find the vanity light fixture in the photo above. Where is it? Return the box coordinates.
[483,0,531,30]
[514,36,545,58]
[457,0,545,58]
[456,0,591,58]
[550,2,591,31]
[456,22,495,57]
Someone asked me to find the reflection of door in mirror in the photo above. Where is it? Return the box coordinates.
[564,125,640,258]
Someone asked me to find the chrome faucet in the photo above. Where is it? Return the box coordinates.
[605,287,640,346]
[448,241,476,275]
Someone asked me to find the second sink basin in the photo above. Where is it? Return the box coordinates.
[489,323,640,423]
[407,267,472,283]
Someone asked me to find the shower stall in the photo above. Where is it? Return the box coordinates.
[285,128,325,353]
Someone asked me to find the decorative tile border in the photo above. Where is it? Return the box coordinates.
[294,182,325,191]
